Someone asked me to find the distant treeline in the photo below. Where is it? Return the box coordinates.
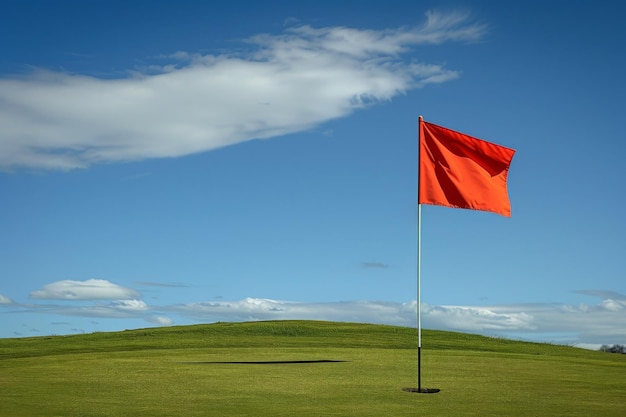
[600,344,625,354]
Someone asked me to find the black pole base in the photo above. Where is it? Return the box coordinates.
[402,387,441,394]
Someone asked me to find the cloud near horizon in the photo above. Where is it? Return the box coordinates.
[30,279,140,300]
[167,296,626,346]
[0,294,13,304]
[3,289,626,346]
[0,10,486,171]
[9,277,625,346]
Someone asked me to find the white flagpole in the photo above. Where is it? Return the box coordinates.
[417,201,423,391]
[405,116,438,394]
[417,116,423,391]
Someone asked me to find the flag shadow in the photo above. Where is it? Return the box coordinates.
[179,359,349,365]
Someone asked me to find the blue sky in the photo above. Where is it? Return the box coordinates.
[1,0,624,349]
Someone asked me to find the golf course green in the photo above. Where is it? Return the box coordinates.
[1,320,624,416]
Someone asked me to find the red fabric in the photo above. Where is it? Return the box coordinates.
[419,120,515,217]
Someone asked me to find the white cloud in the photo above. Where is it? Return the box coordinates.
[425,304,536,331]
[146,316,174,325]
[0,294,13,304]
[171,298,417,326]
[53,305,138,319]
[0,11,486,171]
[21,299,150,319]
[30,279,140,300]
[5,290,626,345]
[110,299,148,311]
[574,290,626,300]
[599,299,625,312]
[574,343,604,351]
[170,297,540,333]
[167,296,626,346]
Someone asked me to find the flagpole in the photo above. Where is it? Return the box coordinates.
[417,116,423,391]
[404,115,439,394]
[417,201,423,391]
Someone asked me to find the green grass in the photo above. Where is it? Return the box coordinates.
[1,320,625,416]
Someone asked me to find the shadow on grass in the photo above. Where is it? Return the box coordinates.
[179,360,349,364]
[402,387,441,394]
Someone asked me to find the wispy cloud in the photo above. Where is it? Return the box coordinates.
[15,299,148,319]
[39,302,148,319]
[0,294,13,304]
[425,304,535,331]
[14,279,626,346]
[169,298,415,325]
[0,10,486,171]
[109,299,148,311]
[30,279,140,300]
[146,316,174,325]
[574,289,626,300]
[165,297,626,346]
[4,291,626,346]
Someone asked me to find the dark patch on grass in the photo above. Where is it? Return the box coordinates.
[402,387,441,394]
[179,359,348,364]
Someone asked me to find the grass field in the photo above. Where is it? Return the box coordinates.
[1,320,625,416]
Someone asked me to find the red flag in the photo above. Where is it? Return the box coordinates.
[419,119,515,217]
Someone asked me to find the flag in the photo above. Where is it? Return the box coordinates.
[419,119,516,217]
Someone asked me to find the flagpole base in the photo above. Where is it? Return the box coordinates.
[402,387,441,394]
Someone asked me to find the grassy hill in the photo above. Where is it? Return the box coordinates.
[1,320,625,416]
